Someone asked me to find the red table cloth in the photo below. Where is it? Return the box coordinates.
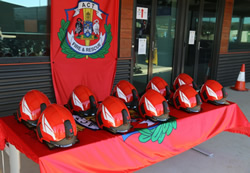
[0,102,249,173]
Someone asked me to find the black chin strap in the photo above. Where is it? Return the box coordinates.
[122,109,129,124]
[64,120,74,139]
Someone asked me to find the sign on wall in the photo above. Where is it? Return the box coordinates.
[138,38,147,55]
[136,7,148,20]
[51,0,119,105]
[188,30,195,45]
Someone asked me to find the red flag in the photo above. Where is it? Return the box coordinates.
[51,0,119,105]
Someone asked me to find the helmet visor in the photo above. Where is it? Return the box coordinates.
[148,113,169,122]
[76,107,97,117]
[26,119,38,127]
[210,98,230,105]
[109,123,132,134]
[50,135,78,148]
[185,104,201,113]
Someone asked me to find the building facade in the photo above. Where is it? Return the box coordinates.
[0,0,250,116]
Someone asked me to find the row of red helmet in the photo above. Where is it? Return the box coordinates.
[146,73,229,113]
[65,81,170,134]
[16,74,229,138]
[111,73,229,115]
[74,74,229,133]
[112,80,170,121]
[16,90,78,148]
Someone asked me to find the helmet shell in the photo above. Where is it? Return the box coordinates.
[173,73,198,91]
[139,89,170,121]
[173,85,202,113]
[112,80,139,109]
[146,76,171,100]
[17,90,51,127]
[200,80,228,105]
[96,96,132,133]
[36,104,77,148]
[67,85,98,116]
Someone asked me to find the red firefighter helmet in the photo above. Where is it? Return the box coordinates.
[173,73,198,91]
[36,104,78,148]
[173,85,202,113]
[67,85,98,117]
[96,96,132,134]
[138,89,170,122]
[16,90,51,127]
[200,80,229,105]
[112,80,139,110]
[146,76,172,100]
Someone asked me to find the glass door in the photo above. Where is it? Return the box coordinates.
[183,0,219,86]
[152,0,177,84]
[132,0,152,94]
[132,0,177,94]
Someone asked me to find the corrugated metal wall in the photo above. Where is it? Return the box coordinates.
[216,53,250,87]
[113,59,132,86]
[0,57,55,117]
[0,57,132,117]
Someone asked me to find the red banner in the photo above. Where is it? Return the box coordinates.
[51,0,119,105]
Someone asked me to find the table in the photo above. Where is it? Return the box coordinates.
[0,102,249,173]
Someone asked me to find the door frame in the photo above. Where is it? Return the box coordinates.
[191,0,204,82]
[147,0,158,81]
[131,0,159,84]
[173,0,225,83]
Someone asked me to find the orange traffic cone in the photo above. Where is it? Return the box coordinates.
[231,64,249,91]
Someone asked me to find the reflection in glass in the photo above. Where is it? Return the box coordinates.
[241,17,250,43]
[183,0,200,78]
[197,0,218,85]
[0,0,49,57]
[229,0,250,51]
[152,0,177,85]
[133,0,177,94]
[132,1,151,94]
[184,0,219,85]
[229,17,240,42]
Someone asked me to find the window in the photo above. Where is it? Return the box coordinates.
[0,0,49,57]
[241,17,250,42]
[229,0,250,51]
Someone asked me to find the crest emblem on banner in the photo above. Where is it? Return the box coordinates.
[58,0,112,59]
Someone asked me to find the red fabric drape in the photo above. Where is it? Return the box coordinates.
[0,102,249,172]
[50,0,119,105]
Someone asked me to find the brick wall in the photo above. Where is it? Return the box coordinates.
[219,0,234,54]
[119,0,134,58]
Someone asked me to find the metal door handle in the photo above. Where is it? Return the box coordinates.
[198,41,203,50]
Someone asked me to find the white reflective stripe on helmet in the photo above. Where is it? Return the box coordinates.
[178,78,186,86]
[117,87,128,102]
[102,105,115,126]
[42,114,56,140]
[151,83,160,93]
[72,92,84,111]
[22,97,33,119]
[179,90,191,107]
[145,97,157,115]
[206,86,218,100]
